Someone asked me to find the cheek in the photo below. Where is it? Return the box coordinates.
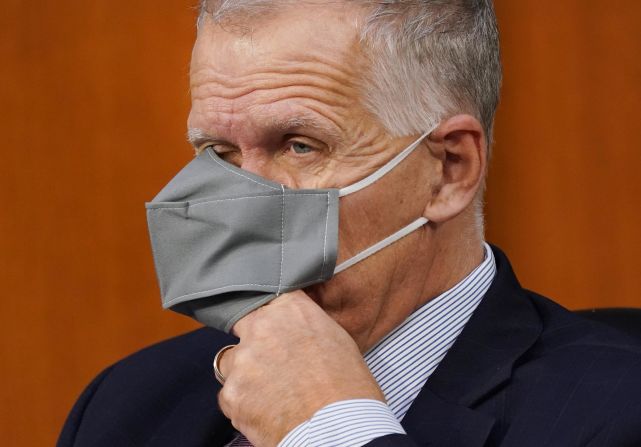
[306,274,385,338]
[334,161,431,264]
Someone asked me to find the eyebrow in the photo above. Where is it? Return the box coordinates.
[186,128,216,153]
[187,115,344,153]
[270,116,343,140]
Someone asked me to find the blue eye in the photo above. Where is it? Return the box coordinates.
[291,142,314,154]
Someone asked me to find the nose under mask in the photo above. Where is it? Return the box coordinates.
[146,126,436,332]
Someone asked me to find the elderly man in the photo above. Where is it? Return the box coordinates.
[59,1,641,446]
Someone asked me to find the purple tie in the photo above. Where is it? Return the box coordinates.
[228,433,254,446]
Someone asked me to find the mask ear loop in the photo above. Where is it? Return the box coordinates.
[338,129,433,198]
[333,126,437,274]
[333,217,429,274]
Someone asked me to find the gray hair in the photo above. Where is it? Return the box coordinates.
[198,0,501,233]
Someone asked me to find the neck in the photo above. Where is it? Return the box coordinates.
[360,215,485,352]
[418,224,485,310]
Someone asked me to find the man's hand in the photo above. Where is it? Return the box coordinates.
[217,290,385,447]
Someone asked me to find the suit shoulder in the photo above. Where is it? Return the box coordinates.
[499,293,641,445]
[515,291,641,409]
[526,291,641,359]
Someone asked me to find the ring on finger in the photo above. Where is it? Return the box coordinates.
[212,344,236,385]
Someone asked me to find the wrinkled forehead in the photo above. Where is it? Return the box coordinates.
[191,2,366,80]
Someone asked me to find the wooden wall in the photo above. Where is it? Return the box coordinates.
[487,0,641,308]
[1,1,639,445]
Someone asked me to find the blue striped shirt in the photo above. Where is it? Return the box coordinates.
[231,243,496,447]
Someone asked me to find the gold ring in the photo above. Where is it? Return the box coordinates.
[213,344,236,385]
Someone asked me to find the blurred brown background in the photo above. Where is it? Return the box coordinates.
[1,1,640,445]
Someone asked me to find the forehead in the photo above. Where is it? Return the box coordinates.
[191,3,365,82]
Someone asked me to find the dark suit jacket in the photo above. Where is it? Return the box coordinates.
[58,247,641,446]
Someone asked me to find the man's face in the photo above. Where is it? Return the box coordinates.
[189,3,439,349]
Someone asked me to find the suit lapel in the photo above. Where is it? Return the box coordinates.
[401,246,542,446]
[148,331,239,447]
[402,388,496,447]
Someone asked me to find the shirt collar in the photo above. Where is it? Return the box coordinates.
[364,242,497,420]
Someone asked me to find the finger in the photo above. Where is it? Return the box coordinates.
[231,308,256,337]
[232,290,313,336]
[217,377,242,427]
[217,387,234,421]
[271,289,310,304]
[272,290,322,316]
[231,292,284,336]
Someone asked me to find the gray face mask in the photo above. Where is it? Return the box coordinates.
[146,127,435,332]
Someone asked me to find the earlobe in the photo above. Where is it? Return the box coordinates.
[422,115,486,223]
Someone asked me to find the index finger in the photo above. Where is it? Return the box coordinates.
[231,290,310,337]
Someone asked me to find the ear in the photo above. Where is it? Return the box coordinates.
[422,114,487,223]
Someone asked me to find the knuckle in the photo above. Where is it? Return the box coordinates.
[232,314,252,336]
[250,319,270,338]
[232,346,251,369]
[218,348,235,378]
[218,383,239,418]
[217,389,231,417]
[283,290,307,305]
[230,347,243,365]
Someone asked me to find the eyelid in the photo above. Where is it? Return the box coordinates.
[199,142,237,154]
[196,136,327,158]
[289,140,317,150]
[285,141,321,159]
[285,135,327,152]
